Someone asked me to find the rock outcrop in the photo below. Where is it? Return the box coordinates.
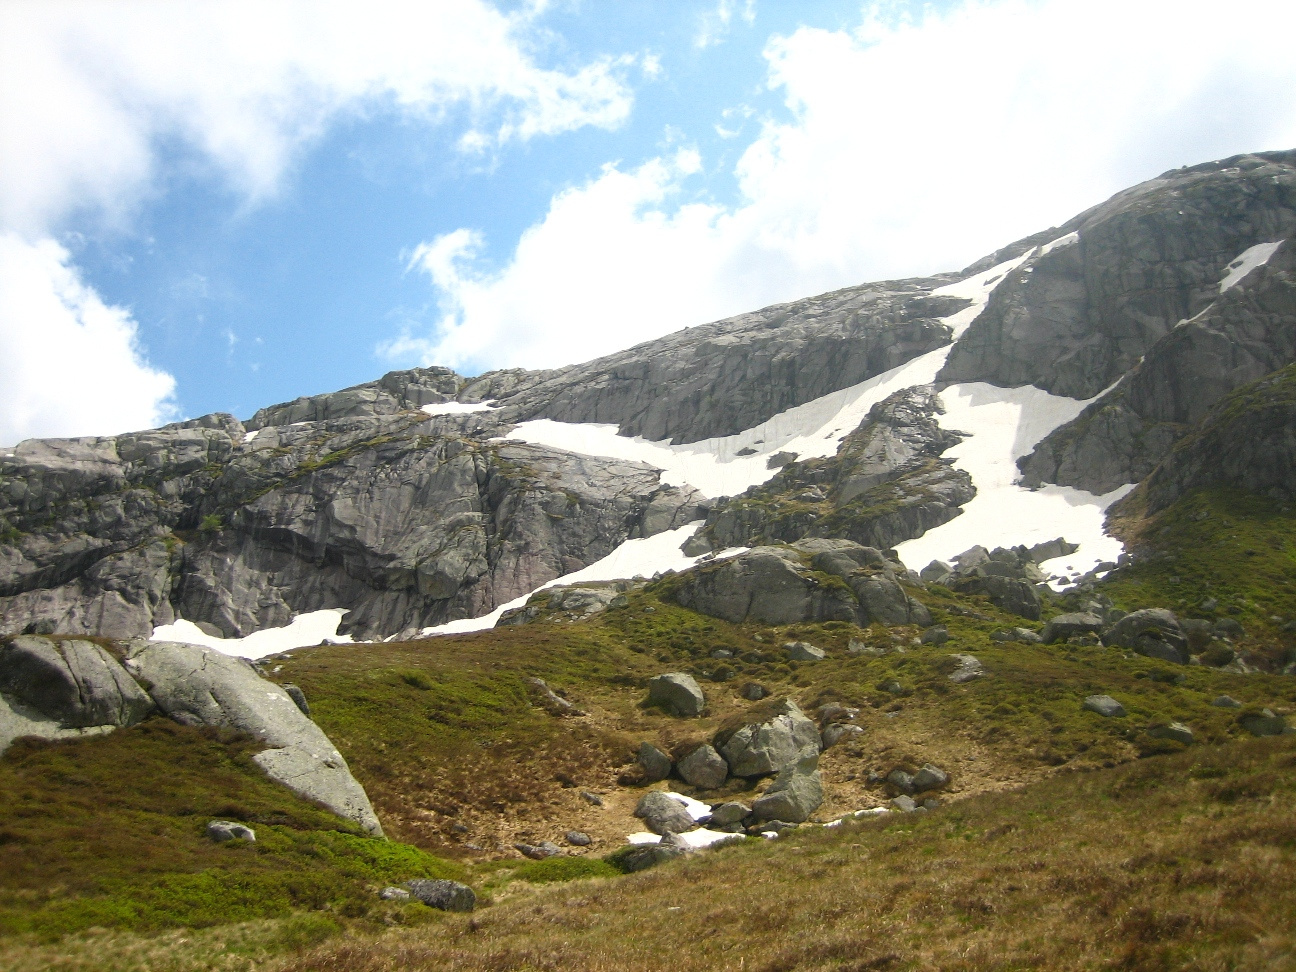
[716,698,821,778]
[666,540,931,628]
[126,641,383,835]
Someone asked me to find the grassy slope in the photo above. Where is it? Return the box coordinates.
[2,485,1294,969]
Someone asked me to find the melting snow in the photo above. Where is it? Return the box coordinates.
[150,609,353,660]
[1219,241,1284,293]
[1037,231,1079,256]
[418,524,748,636]
[421,401,497,416]
[893,382,1134,585]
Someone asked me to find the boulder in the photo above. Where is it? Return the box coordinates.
[0,694,117,752]
[0,636,153,729]
[612,830,691,872]
[282,683,310,717]
[784,641,825,662]
[565,831,592,847]
[740,682,769,701]
[850,573,932,627]
[1240,709,1287,737]
[911,764,950,793]
[948,654,984,684]
[1147,722,1194,745]
[1214,618,1245,641]
[718,698,821,777]
[1102,609,1189,664]
[379,887,411,902]
[891,795,920,812]
[126,641,383,835]
[1211,695,1242,709]
[991,627,1042,644]
[526,677,582,716]
[406,879,476,912]
[1041,613,1105,643]
[637,742,673,782]
[666,548,857,626]
[634,791,697,835]
[920,625,949,645]
[580,790,605,807]
[206,820,256,843]
[708,802,751,826]
[647,673,705,717]
[1083,695,1126,718]
[677,744,729,789]
[887,769,916,794]
[750,754,824,823]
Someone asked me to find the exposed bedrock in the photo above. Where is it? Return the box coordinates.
[0,410,702,640]
[700,387,974,552]
[940,150,1296,401]
[1019,240,1296,493]
[1127,363,1296,515]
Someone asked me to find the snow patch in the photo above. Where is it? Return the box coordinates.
[421,401,496,416]
[894,382,1133,585]
[150,609,353,660]
[502,254,1029,501]
[1037,231,1079,256]
[418,524,748,636]
[1220,241,1284,293]
[242,428,261,443]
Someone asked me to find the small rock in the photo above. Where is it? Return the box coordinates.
[1211,695,1242,709]
[784,641,825,662]
[740,682,769,701]
[920,625,949,645]
[647,673,706,717]
[878,679,906,695]
[580,790,605,806]
[614,830,692,872]
[1083,695,1126,718]
[406,879,476,912]
[821,723,864,749]
[891,795,919,812]
[565,831,592,847]
[1213,618,1245,641]
[379,886,411,902]
[282,684,310,717]
[848,639,886,655]
[206,820,255,843]
[921,797,942,810]
[708,802,751,826]
[711,649,733,659]
[525,677,582,716]
[948,654,984,683]
[1147,722,1194,745]
[677,744,729,789]
[637,742,673,782]
[515,841,563,859]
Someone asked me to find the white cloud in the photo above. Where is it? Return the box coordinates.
[0,0,636,440]
[0,0,635,234]
[696,0,757,49]
[0,233,176,446]
[399,0,1296,374]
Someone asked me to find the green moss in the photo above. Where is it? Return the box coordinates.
[505,856,619,885]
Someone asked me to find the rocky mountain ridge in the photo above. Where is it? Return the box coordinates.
[2,149,1294,646]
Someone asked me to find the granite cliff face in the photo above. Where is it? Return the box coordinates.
[3,149,1296,643]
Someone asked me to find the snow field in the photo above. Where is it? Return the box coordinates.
[150,608,353,660]
[1219,240,1285,293]
[420,401,497,416]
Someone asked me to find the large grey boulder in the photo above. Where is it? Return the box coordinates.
[1083,695,1126,718]
[647,673,705,717]
[677,744,728,789]
[718,698,821,777]
[612,830,692,873]
[0,636,153,730]
[0,694,117,753]
[1102,609,1189,664]
[750,754,824,823]
[666,548,857,626]
[634,791,697,836]
[126,641,382,835]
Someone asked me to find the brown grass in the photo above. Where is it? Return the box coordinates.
[270,737,1296,972]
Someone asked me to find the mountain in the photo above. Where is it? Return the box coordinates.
[2,149,1296,970]
[2,150,1293,649]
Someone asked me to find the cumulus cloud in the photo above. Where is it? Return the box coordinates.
[0,0,636,440]
[0,234,176,445]
[399,0,1296,374]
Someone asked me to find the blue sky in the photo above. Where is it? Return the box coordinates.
[2,0,1296,444]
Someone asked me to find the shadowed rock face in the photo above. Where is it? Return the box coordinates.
[940,151,1296,401]
[0,410,703,641]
